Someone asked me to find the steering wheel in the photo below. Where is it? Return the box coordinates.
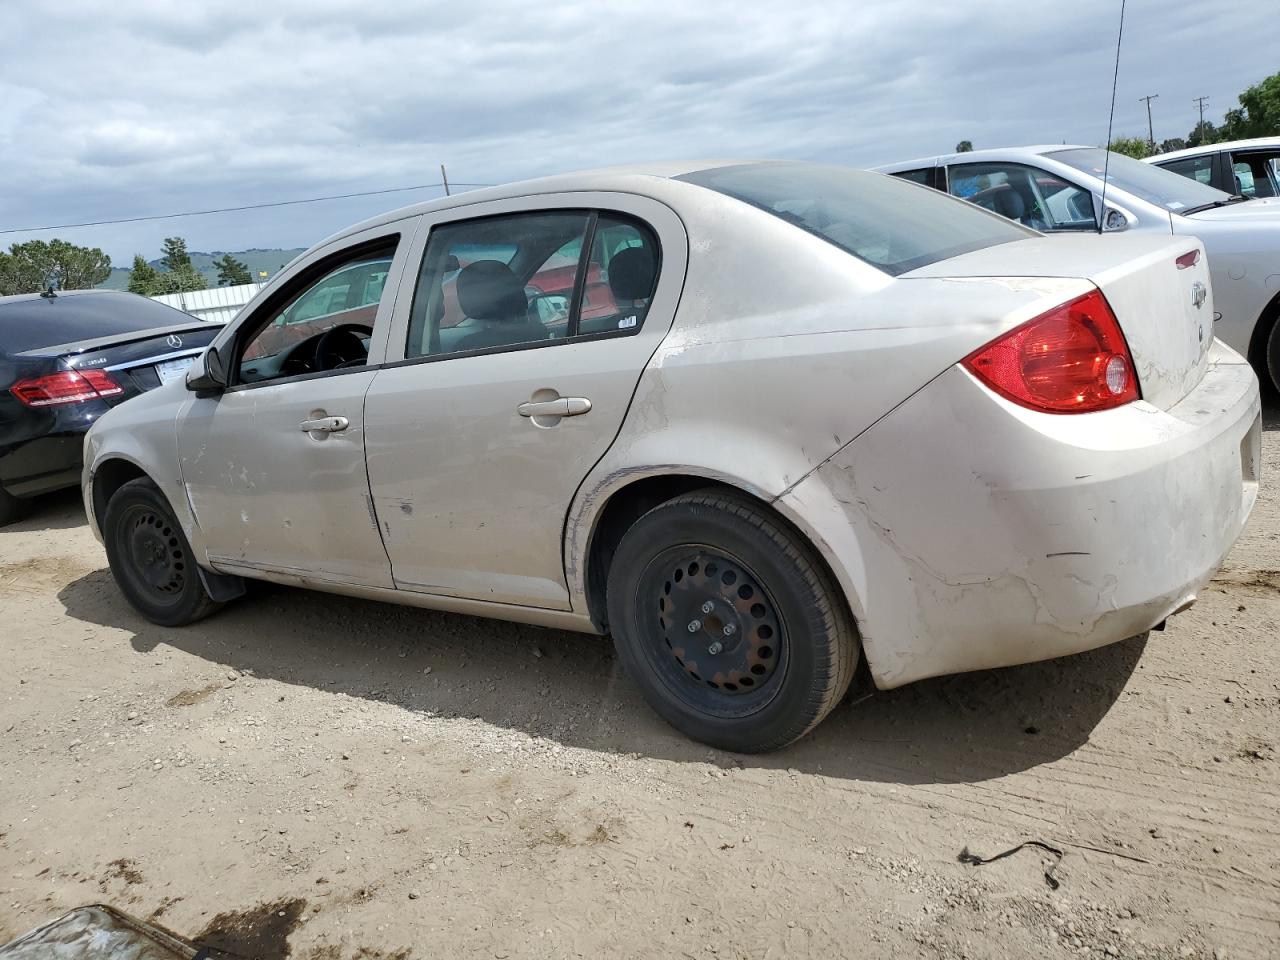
[314,324,373,371]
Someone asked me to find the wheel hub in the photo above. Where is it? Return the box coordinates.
[126,511,186,594]
[655,552,781,694]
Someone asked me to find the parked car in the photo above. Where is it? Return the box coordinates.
[874,145,1280,392]
[82,162,1260,752]
[1146,137,1280,199]
[0,289,222,525]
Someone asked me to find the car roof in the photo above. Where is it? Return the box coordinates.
[871,145,1090,174]
[1146,136,1280,164]
[318,160,762,249]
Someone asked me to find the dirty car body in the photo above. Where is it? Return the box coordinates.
[82,162,1261,751]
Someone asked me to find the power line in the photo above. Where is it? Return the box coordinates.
[0,180,495,236]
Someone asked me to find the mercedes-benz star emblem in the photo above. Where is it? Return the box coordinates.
[166,334,183,349]
[1191,281,1207,310]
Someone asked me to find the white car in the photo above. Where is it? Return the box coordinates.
[1146,137,1280,200]
[81,162,1261,752]
[875,145,1280,392]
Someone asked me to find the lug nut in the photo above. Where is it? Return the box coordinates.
[707,641,724,655]
[687,619,702,632]
[701,601,715,614]
[723,623,737,636]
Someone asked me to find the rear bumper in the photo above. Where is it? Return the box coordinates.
[780,339,1262,689]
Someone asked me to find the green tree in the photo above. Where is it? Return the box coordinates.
[1187,119,1219,148]
[1220,72,1280,140]
[1158,137,1187,154]
[161,236,193,273]
[955,140,973,153]
[1107,136,1154,159]
[127,254,161,295]
[213,253,252,286]
[0,239,112,296]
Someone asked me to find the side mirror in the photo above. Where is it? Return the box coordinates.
[186,346,228,393]
[1100,205,1131,232]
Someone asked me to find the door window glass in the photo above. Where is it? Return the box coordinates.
[893,168,934,187]
[948,162,1096,231]
[238,246,396,383]
[1229,153,1279,198]
[1160,154,1216,186]
[405,211,660,359]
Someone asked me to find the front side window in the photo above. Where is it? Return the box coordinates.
[405,210,660,360]
[1230,152,1280,198]
[949,162,1097,231]
[238,244,396,383]
[679,162,1031,277]
[1159,154,1216,187]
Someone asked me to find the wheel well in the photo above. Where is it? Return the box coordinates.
[583,475,854,638]
[91,459,149,525]
[1247,289,1280,376]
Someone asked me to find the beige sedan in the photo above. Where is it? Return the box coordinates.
[82,162,1260,752]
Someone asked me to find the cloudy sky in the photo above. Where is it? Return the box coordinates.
[0,0,1276,265]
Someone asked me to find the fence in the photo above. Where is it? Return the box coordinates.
[150,281,266,324]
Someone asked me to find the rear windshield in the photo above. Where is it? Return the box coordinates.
[1048,148,1232,212]
[0,290,195,354]
[678,162,1032,276]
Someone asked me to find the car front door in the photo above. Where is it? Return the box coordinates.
[947,161,1099,231]
[176,222,416,587]
[364,194,686,610]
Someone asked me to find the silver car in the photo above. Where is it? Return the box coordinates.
[82,162,1260,752]
[1146,137,1280,200]
[874,145,1280,392]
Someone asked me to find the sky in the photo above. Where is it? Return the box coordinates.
[0,0,1277,265]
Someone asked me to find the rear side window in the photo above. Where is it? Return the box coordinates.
[1159,154,1216,187]
[893,168,935,187]
[679,162,1031,276]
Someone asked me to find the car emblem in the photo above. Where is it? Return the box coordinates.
[166,334,183,349]
[1190,281,1206,310]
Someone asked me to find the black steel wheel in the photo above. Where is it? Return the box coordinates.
[1267,318,1280,397]
[607,488,858,753]
[103,477,221,626]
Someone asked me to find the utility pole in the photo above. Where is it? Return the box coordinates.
[1193,96,1209,138]
[1139,94,1159,148]
[440,164,451,196]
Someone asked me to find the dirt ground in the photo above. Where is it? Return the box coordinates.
[1,410,1277,960]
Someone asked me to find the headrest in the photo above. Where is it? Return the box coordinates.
[991,187,1025,221]
[456,260,527,322]
[608,247,657,301]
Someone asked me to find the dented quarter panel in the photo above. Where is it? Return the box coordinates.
[779,338,1260,688]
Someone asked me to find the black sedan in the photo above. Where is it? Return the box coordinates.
[1,289,223,525]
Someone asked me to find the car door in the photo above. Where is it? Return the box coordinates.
[364,194,687,610]
[176,221,417,587]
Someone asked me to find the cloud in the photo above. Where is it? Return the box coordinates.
[0,0,1276,262]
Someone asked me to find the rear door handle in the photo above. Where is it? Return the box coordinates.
[517,397,592,418]
[299,416,349,433]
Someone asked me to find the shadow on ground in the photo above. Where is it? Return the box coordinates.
[5,487,87,533]
[59,566,1144,786]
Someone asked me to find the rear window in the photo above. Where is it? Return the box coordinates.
[0,290,196,355]
[677,162,1032,276]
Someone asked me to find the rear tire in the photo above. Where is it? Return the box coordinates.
[606,488,858,753]
[103,477,221,626]
[0,486,29,527]
[1266,319,1280,398]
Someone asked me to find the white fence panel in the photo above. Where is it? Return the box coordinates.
[150,282,266,324]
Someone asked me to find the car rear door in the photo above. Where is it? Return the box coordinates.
[364,193,687,610]
[174,221,416,587]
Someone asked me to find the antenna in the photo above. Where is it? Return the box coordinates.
[1099,0,1127,234]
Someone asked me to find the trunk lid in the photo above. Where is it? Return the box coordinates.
[903,234,1215,410]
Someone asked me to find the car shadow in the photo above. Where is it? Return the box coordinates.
[57,569,1144,786]
[4,487,87,533]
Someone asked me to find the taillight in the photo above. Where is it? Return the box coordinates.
[10,369,125,407]
[1175,249,1201,270]
[962,289,1139,414]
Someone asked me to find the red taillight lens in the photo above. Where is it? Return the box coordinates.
[10,369,125,408]
[1175,249,1201,270]
[962,289,1140,414]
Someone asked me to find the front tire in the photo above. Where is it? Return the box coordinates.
[1266,318,1280,398]
[103,477,220,626]
[606,489,858,753]
[0,486,29,527]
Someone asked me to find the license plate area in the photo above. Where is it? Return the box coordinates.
[154,356,195,384]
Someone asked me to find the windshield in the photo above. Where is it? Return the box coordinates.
[1048,148,1232,212]
[678,162,1032,276]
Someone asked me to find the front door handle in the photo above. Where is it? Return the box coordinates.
[517,397,592,418]
[299,415,349,433]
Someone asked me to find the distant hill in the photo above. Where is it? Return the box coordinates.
[98,248,307,291]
